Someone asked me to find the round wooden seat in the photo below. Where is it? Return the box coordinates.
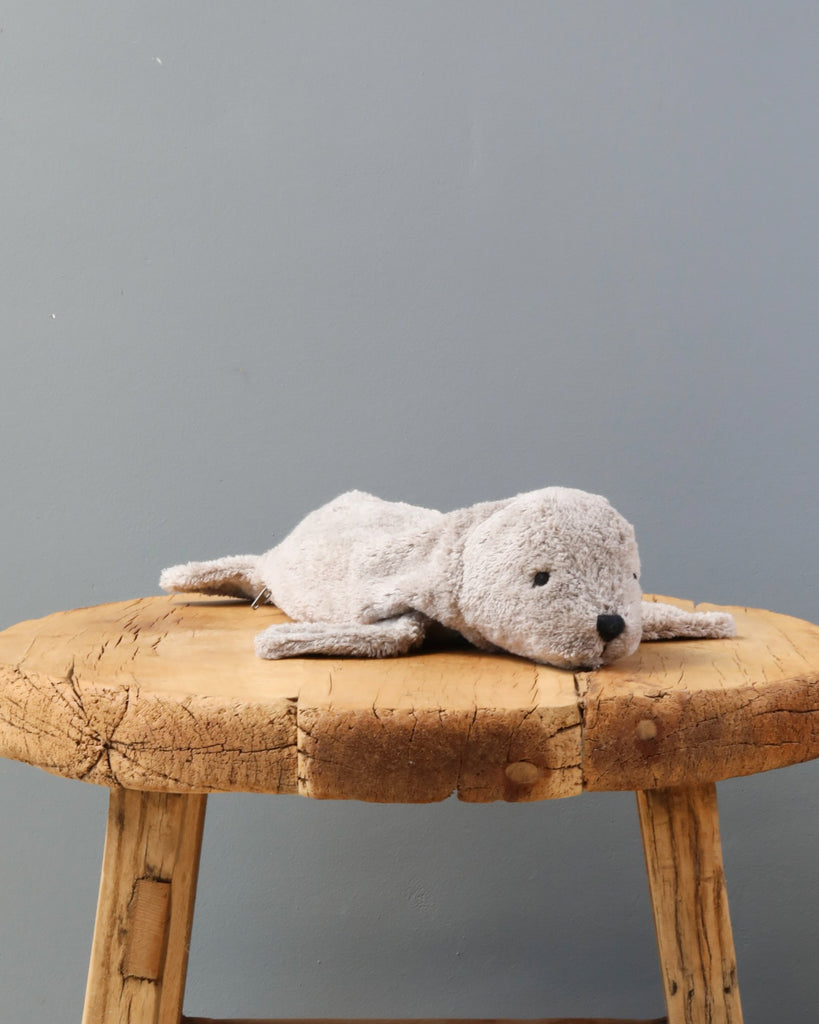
[1,594,818,802]
[3,593,819,1024]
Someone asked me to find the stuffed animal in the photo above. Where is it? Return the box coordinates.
[160,487,735,670]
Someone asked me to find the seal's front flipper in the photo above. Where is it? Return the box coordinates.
[159,555,262,601]
[641,599,736,641]
[254,612,428,659]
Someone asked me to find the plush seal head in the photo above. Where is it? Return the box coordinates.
[457,487,642,669]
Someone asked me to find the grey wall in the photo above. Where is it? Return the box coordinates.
[2,3,818,1020]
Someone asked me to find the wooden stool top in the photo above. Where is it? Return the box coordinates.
[1,595,818,802]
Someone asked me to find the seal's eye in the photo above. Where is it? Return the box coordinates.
[532,571,550,587]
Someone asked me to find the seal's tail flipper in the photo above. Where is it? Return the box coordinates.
[159,555,262,601]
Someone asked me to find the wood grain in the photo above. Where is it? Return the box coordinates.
[0,597,581,801]
[297,652,580,802]
[122,878,172,981]
[1,595,818,800]
[82,788,206,1024]
[637,784,742,1024]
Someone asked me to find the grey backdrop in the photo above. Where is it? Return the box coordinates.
[2,3,818,1021]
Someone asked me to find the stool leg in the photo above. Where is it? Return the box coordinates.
[82,789,207,1024]
[637,783,743,1024]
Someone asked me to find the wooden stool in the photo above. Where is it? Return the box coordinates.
[2,594,819,1024]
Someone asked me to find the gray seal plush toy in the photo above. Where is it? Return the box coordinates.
[160,487,735,670]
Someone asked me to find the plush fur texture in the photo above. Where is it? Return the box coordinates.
[160,487,736,669]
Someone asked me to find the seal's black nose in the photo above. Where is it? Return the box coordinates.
[597,613,626,643]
